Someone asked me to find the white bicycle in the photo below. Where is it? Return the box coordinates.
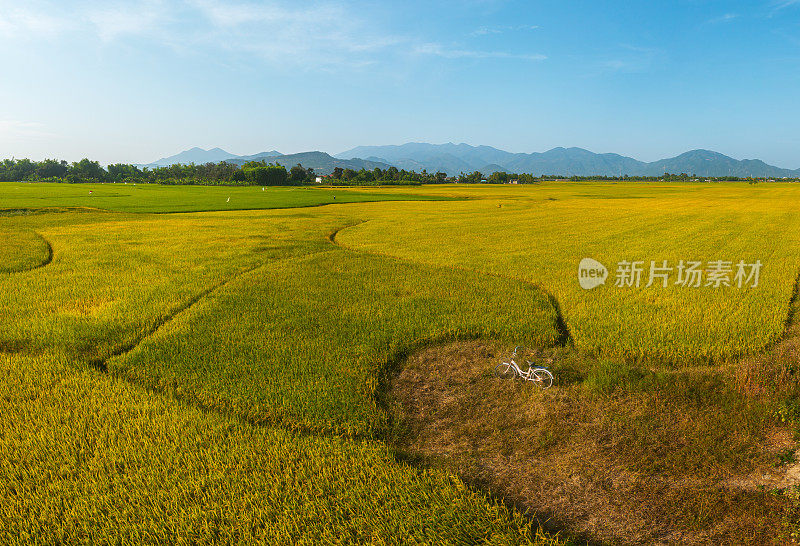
[493,346,553,389]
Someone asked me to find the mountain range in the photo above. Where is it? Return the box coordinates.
[337,143,800,178]
[144,144,800,178]
[142,147,390,175]
[145,147,242,166]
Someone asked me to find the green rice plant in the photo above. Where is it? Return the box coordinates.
[0,209,343,359]
[585,358,642,395]
[0,181,451,214]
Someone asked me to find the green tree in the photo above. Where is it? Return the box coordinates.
[487,171,509,184]
[289,164,307,183]
[242,162,288,185]
[36,159,68,179]
[69,159,106,182]
[107,163,141,182]
[458,171,483,184]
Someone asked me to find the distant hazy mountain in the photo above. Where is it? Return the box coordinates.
[479,164,506,175]
[643,149,798,178]
[142,148,385,175]
[148,144,799,178]
[337,142,800,177]
[227,151,391,176]
[337,142,517,171]
[366,156,427,172]
[142,147,283,168]
[145,147,240,167]
[493,147,641,177]
[232,150,283,162]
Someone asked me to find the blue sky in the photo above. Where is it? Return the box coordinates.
[1,0,799,166]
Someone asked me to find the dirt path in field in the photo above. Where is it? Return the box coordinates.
[389,340,795,544]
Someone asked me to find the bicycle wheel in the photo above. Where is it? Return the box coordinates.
[531,368,553,389]
[494,362,517,380]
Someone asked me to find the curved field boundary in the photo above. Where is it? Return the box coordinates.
[94,249,335,373]
[781,269,800,338]
[29,233,53,271]
[332,220,800,363]
[329,220,573,348]
[73,217,558,436]
[0,231,53,274]
[96,251,358,440]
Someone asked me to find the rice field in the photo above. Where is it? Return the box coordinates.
[112,248,559,436]
[338,182,800,362]
[3,180,800,542]
[0,181,452,213]
[1,352,551,544]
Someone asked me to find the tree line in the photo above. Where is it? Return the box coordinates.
[565,173,798,182]
[11,157,744,186]
[0,158,311,186]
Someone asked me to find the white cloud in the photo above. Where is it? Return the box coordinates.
[0,2,67,38]
[183,0,403,67]
[600,59,626,71]
[87,1,171,42]
[0,1,543,70]
[773,0,800,9]
[709,13,738,24]
[0,0,404,69]
[595,44,661,74]
[415,42,546,61]
[471,24,539,36]
[767,0,800,17]
[189,0,275,27]
[0,120,56,140]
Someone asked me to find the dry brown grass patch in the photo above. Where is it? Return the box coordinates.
[390,340,790,544]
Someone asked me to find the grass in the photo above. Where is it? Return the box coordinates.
[390,340,787,543]
[3,180,800,543]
